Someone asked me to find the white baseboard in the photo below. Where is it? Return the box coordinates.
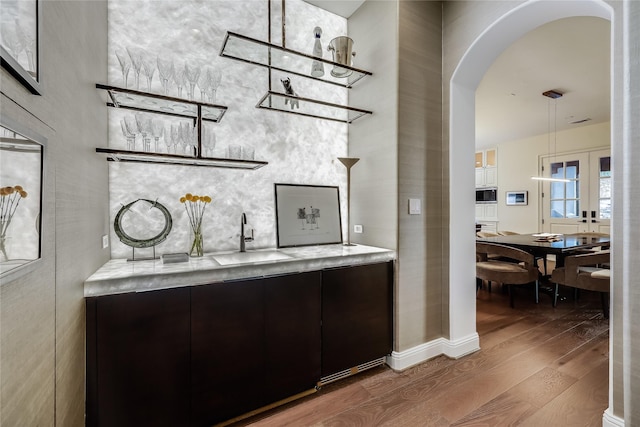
[603,408,624,427]
[386,333,480,371]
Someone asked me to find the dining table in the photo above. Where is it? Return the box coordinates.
[475,233,610,269]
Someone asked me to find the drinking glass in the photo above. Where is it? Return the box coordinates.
[115,49,131,88]
[205,67,222,103]
[184,61,201,101]
[157,54,174,95]
[227,144,241,159]
[135,113,152,152]
[140,50,156,92]
[126,46,144,90]
[123,116,139,151]
[197,70,210,102]
[151,119,164,152]
[120,119,135,150]
[173,62,186,98]
[170,123,180,154]
[202,126,216,157]
[179,122,196,156]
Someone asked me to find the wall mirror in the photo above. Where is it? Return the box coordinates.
[0,121,43,279]
[0,0,41,94]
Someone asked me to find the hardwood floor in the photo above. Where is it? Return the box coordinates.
[232,284,609,427]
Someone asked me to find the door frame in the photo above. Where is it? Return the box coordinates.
[448,0,612,355]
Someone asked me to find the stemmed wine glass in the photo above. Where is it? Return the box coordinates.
[197,70,210,102]
[205,67,222,103]
[157,54,174,95]
[126,46,144,90]
[141,50,156,92]
[173,62,186,98]
[151,119,164,152]
[120,119,135,150]
[202,125,216,157]
[184,61,201,101]
[135,112,152,152]
[115,49,131,88]
[123,116,139,151]
[179,122,197,156]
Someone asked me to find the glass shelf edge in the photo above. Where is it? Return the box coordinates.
[220,31,372,89]
[96,83,228,123]
[257,91,372,124]
[96,148,268,170]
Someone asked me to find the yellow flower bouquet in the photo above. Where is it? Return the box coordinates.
[180,193,211,257]
[0,185,28,261]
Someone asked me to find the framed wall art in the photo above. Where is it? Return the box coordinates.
[0,0,41,95]
[275,183,342,248]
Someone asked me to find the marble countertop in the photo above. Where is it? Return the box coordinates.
[84,244,396,297]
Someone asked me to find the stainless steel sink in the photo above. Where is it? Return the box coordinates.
[211,250,294,266]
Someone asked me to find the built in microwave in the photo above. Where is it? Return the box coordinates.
[475,187,498,204]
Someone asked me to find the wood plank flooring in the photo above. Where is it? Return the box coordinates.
[233,284,609,426]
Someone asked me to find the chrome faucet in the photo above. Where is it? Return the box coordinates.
[240,212,254,252]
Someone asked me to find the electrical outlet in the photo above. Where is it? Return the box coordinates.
[102,234,109,249]
[354,224,363,233]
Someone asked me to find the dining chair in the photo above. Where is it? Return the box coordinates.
[496,230,548,276]
[477,231,500,238]
[476,242,540,308]
[497,230,519,235]
[550,249,610,318]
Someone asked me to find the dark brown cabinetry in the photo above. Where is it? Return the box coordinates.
[191,272,321,426]
[86,262,392,426]
[86,287,191,427]
[321,262,394,377]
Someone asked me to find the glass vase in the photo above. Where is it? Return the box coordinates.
[190,227,203,257]
[0,234,7,262]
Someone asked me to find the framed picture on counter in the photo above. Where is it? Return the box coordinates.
[0,0,41,95]
[275,183,342,248]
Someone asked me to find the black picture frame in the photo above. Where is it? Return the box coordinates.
[275,183,342,248]
[0,0,41,95]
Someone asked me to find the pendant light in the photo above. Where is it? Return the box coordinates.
[531,89,570,182]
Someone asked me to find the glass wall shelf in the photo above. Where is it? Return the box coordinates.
[257,91,372,123]
[220,32,372,89]
[96,148,268,170]
[96,84,228,122]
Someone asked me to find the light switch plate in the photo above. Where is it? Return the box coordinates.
[354,224,363,233]
[409,198,422,215]
[102,234,109,249]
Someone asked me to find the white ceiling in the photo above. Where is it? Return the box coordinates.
[476,16,610,148]
[302,0,366,18]
[302,3,610,149]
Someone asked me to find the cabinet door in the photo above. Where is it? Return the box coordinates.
[484,167,498,187]
[321,262,393,377]
[191,280,264,426]
[475,168,486,187]
[263,272,321,403]
[87,287,191,427]
[484,203,498,220]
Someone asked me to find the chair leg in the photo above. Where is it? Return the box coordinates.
[477,277,482,292]
[535,280,539,304]
[601,292,610,319]
[553,283,559,307]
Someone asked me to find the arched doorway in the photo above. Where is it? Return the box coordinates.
[448,0,612,352]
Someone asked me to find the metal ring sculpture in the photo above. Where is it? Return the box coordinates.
[114,199,172,248]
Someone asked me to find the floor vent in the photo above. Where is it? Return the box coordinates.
[319,357,386,386]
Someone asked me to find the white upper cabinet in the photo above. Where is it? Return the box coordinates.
[475,148,497,187]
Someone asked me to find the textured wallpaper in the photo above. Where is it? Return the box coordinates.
[107,0,351,258]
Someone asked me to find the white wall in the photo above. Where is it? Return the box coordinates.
[495,121,610,233]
